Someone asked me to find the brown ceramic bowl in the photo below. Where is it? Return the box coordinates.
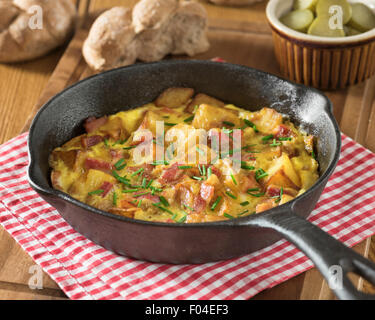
[266,0,375,89]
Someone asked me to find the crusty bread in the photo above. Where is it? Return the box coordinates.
[0,0,76,63]
[83,0,210,72]
[208,0,264,6]
[82,7,138,71]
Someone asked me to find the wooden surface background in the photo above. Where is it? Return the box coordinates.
[0,0,374,300]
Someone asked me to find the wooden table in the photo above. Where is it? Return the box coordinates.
[0,0,374,300]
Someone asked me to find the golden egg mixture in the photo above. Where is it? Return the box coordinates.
[49,88,319,223]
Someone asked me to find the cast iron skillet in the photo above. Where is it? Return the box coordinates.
[28,60,375,300]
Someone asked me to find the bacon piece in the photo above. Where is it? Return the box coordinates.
[128,164,154,179]
[100,181,113,197]
[85,158,112,173]
[274,124,292,138]
[84,116,108,133]
[159,163,184,184]
[193,194,206,213]
[200,182,215,202]
[81,135,103,148]
[134,192,160,203]
[240,172,260,193]
[209,165,221,178]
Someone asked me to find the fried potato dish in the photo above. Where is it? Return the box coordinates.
[49,88,319,223]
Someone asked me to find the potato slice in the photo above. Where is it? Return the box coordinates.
[308,16,345,37]
[265,153,301,189]
[293,0,318,11]
[155,87,194,108]
[186,93,225,113]
[192,103,240,131]
[316,0,352,24]
[348,3,375,32]
[246,108,283,134]
[280,9,314,32]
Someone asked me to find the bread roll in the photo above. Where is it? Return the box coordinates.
[83,7,138,71]
[83,0,210,72]
[0,0,76,63]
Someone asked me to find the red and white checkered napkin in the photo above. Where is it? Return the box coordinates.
[0,132,375,300]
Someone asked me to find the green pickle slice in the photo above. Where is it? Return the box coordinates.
[293,0,318,11]
[344,25,361,36]
[308,16,345,37]
[280,9,314,32]
[316,0,352,24]
[348,3,375,32]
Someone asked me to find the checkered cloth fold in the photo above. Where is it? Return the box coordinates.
[0,132,374,299]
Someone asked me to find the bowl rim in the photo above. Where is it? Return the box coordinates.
[266,0,375,45]
[27,60,342,229]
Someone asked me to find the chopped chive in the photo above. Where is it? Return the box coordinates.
[151,160,169,166]
[241,164,255,170]
[262,134,274,141]
[198,164,203,175]
[114,158,126,170]
[142,178,147,188]
[123,146,136,150]
[222,121,235,127]
[240,201,250,206]
[165,122,177,127]
[159,196,169,207]
[88,189,104,196]
[255,169,268,181]
[211,196,222,211]
[184,115,194,123]
[183,204,194,211]
[192,176,203,181]
[122,189,139,193]
[207,167,212,178]
[152,203,174,215]
[150,186,163,193]
[243,119,259,132]
[171,213,177,220]
[255,172,268,181]
[238,209,249,216]
[138,199,143,208]
[270,139,282,147]
[247,188,260,192]
[230,173,237,185]
[225,191,237,199]
[278,137,292,141]
[311,150,316,160]
[133,191,150,198]
[112,171,131,185]
[131,168,144,177]
[104,139,109,147]
[178,165,193,170]
[146,179,154,188]
[193,105,199,113]
[274,187,283,203]
[113,192,118,206]
[224,213,235,219]
[177,215,187,223]
[196,147,205,155]
[202,165,206,176]
[163,116,170,119]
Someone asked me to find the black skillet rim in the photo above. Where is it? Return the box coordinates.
[27,60,342,229]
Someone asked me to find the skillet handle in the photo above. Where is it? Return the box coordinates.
[245,209,375,300]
